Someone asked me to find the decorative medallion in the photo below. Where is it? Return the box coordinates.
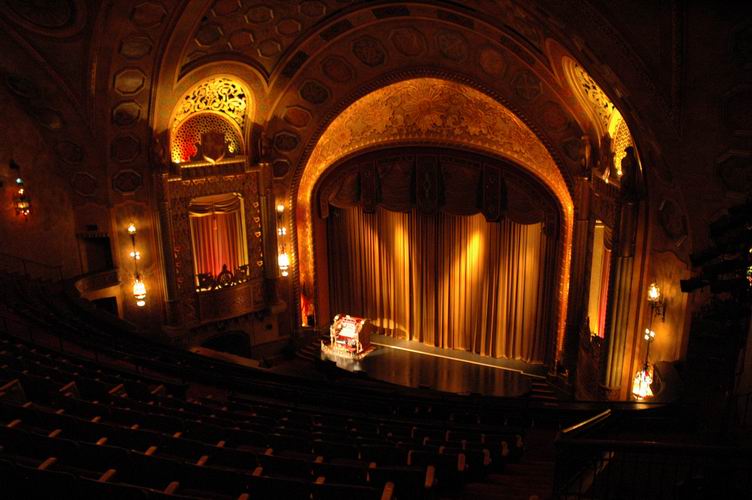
[283,106,312,128]
[54,141,84,164]
[110,135,141,163]
[436,30,468,61]
[658,199,687,242]
[119,34,153,59]
[512,69,541,101]
[71,171,97,197]
[247,5,273,24]
[390,27,426,56]
[352,36,386,67]
[212,0,241,17]
[717,151,752,193]
[114,68,146,96]
[273,131,300,152]
[258,38,282,57]
[7,0,73,29]
[112,101,141,126]
[299,0,326,18]
[479,47,506,77]
[541,101,569,132]
[5,0,85,36]
[112,169,143,194]
[276,18,301,37]
[561,137,584,163]
[130,1,167,29]
[272,159,290,178]
[299,80,330,104]
[321,56,354,83]
[5,74,40,99]
[195,22,223,47]
[228,29,254,50]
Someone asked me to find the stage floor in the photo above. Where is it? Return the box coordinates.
[321,334,541,398]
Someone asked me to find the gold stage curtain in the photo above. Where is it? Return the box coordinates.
[327,206,552,363]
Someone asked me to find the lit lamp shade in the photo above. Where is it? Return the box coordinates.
[278,251,290,277]
[647,282,661,303]
[133,276,147,307]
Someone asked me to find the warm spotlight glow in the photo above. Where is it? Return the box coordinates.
[276,203,285,214]
[133,276,146,306]
[127,223,137,235]
[129,251,141,260]
[647,282,661,303]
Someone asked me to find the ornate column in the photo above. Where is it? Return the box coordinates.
[562,174,592,379]
[600,147,642,398]
[259,159,282,308]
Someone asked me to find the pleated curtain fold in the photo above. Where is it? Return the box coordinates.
[327,206,551,363]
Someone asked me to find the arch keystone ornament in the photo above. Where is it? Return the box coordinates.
[296,78,573,352]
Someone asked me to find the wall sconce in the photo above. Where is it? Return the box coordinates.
[276,203,289,277]
[14,177,31,218]
[128,222,146,307]
[646,282,666,321]
[278,245,290,277]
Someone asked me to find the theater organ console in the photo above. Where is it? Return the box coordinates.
[321,314,373,360]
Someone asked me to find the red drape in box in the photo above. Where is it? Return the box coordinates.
[189,194,247,284]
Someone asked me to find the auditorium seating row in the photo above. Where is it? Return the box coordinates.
[0,272,531,498]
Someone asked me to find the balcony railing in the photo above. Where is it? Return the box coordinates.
[554,409,752,499]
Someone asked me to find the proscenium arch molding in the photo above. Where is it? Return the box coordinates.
[293,77,574,357]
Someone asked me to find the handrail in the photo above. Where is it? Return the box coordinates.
[557,436,752,455]
[0,252,63,281]
[559,409,611,437]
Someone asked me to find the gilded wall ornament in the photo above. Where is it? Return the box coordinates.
[172,77,247,130]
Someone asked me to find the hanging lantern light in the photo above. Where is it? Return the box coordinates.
[128,222,146,307]
[14,177,31,217]
[133,274,147,307]
[278,246,290,277]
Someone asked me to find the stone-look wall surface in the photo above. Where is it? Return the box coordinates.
[0,86,79,277]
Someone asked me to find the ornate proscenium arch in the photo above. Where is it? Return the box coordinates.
[294,78,574,355]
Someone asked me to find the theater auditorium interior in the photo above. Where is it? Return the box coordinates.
[0,0,751,498]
